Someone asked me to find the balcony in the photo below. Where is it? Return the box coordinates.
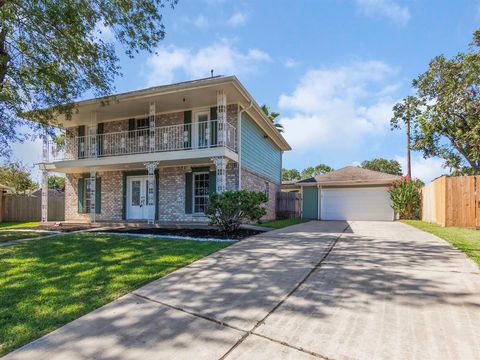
[50,120,237,162]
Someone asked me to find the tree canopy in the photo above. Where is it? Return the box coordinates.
[361,158,403,176]
[261,104,284,133]
[48,175,65,191]
[301,164,333,179]
[282,168,301,181]
[393,29,480,175]
[0,161,37,194]
[0,0,177,158]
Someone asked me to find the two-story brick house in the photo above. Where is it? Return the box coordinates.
[38,76,291,224]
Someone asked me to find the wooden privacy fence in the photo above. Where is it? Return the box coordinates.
[422,176,480,228]
[276,191,301,218]
[2,194,65,222]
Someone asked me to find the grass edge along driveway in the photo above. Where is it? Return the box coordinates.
[403,220,480,267]
[0,232,229,356]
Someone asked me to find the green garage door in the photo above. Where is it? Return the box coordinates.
[302,186,318,219]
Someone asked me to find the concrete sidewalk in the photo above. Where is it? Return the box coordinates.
[4,221,480,359]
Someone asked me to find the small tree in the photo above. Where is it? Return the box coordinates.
[205,190,267,234]
[0,161,37,194]
[48,175,65,191]
[261,104,284,133]
[387,177,423,219]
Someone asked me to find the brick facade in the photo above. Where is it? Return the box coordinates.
[241,167,279,220]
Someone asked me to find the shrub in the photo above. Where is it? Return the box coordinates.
[205,190,268,233]
[387,177,423,219]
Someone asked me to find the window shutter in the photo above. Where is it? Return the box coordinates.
[95,177,101,214]
[210,107,218,146]
[209,171,217,195]
[97,123,104,156]
[128,118,135,138]
[184,111,192,148]
[78,126,85,159]
[185,172,193,214]
[122,173,127,220]
[78,177,84,213]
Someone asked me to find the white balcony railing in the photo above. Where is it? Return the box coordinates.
[49,120,237,161]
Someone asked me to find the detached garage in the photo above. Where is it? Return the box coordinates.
[299,166,399,221]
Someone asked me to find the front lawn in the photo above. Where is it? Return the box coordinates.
[403,220,480,266]
[0,233,228,356]
[0,231,48,243]
[260,218,308,229]
[0,222,40,230]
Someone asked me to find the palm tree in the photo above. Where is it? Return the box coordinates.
[261,104,284,133]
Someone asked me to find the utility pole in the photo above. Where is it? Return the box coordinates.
[406,103,411,179]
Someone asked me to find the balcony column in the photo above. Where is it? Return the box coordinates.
[89,167,96,223]
[217,91,227,147]
[144,161,159,224]
[149,102,156,152]
[212,157,228,194]
[41,127,49,222]
[90,111,97,158]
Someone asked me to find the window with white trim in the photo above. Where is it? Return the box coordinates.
[193,172,210,213]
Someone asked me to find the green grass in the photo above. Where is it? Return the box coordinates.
[0,231,48,243]
[0,222,40,230]
[260,218,308,229]
[0,233,229,356]
[403,220,480,266]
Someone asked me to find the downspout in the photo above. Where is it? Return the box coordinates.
[317,184,321,220]
[237,101,253,190]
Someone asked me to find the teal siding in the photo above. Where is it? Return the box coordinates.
[302,187,318,219]
[241,113,282,183]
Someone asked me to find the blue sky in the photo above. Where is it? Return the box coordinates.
[13,0,480,182]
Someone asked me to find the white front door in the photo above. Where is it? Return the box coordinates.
[127,176,154,220]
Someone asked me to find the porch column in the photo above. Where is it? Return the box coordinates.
[217,91,227,147]
[212,157,228,194]
[41,127,49,223]
[149,102,156,152]
[90,167,96,223]
[90,111,97,158]
[144,161,159,224]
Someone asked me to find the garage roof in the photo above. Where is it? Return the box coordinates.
[298,166,401,185]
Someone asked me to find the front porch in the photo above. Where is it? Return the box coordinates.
[60,160,238,224]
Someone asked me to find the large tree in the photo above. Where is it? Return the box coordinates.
[0,161,37,194]
[396,30,480,174]
[301,164,333,179]
[361,158,402,176]
[0,0,177,158]
[282,168,301,182]
[261,104,284,133]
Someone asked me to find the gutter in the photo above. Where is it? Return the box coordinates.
[238,101,253,190]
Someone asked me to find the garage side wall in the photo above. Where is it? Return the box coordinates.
[302,186,318,220]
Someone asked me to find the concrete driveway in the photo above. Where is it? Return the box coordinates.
[4,221,480,360]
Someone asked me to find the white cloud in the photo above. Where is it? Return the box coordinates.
[193,15,209,28]
[394,155,446,183]
[355,0,410,26]
[227,12,247,27]
[284,58,300,68]
[278,61,398,153]
[146,40,271,85]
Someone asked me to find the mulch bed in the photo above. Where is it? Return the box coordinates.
[34,224,103,232]
[97,227,262,240]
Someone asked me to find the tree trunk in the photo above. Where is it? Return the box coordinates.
[0,28,9,89]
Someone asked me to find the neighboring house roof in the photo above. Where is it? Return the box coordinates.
[0,184,14,193]
[31,188,64,197]
[298,166,401,186]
